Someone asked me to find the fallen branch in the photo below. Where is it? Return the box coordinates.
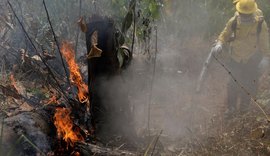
[76,142,136,156]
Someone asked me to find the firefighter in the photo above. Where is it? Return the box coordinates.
[212,0,270,118]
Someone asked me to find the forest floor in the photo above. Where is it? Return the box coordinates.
[1,36,270,156]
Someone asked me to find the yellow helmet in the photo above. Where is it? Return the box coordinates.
[233,0,240,5]
[236,0,257,14]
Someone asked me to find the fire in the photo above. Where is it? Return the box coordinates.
[46,95,60,105]
[60,41,89,103]
[10,74,19,92]
[56,41,89,149]
[54,108,84,146]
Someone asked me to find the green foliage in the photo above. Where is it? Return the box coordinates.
[257,0,270,25]
[109,0,162,44]
[136,0,161,41]
[121,0,136,35]
[138,0,161,20]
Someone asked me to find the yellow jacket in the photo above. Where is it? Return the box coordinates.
[218,13,269,63]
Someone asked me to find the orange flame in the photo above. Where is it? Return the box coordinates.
[54,108,84,146]
[60,41,89,103]
[46,95,60,105]
[10,74,19,92]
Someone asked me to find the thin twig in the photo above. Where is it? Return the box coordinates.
[42,0,73,95]
[116,143,125,150]
[93,0,97,13]
[0,117,3,156]
[0,58,5,83]
[131,0,136,55]
[213,54,270,122]
[75,0,82,53]
[143,135,156,156]
[178,150,184,156]
[16,1,23,22]
[228,142,240,150]
[147,26,158,137]
[150,130,163,156]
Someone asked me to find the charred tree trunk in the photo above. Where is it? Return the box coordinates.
[1,107,55,156]
[84,15,136,144]
[85,15,119,134]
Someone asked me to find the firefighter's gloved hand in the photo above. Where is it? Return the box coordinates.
[259,57,270,73]
[212,42,223,55]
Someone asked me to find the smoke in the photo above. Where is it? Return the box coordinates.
[111,0,230,142]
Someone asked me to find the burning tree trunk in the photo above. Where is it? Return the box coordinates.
[1,106,136,156]
[80,14,136,143]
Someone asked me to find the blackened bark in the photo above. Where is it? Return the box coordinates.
[84,15,136,144]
